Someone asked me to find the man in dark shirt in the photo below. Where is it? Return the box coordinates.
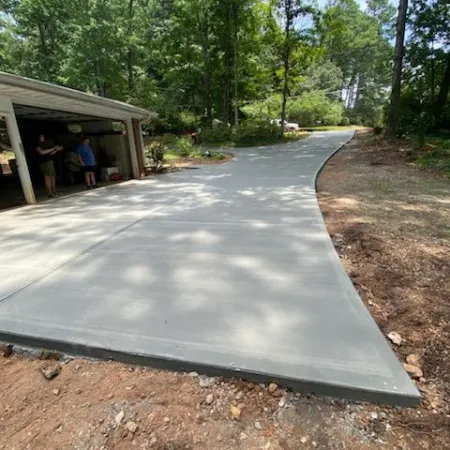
[36,135,63,197]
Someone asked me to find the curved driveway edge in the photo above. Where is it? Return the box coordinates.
[0,131,420,406]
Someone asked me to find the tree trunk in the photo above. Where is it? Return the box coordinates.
[430,39,436,104]
[385,0,408,138]
[232,0,239,126]
[222,1,233,124]
[281,1,293,134]
[354,74,364,108]
[433,54,450,124]
[344,73,356,108]
[195,6,212,124]
[202,45,213,124]
[127,0,135,95]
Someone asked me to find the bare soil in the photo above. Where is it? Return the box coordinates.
[1,132,449,450]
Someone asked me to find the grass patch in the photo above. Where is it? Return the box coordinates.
[371,180,394,194]
[203,131,308,148]
[409,136,450,177]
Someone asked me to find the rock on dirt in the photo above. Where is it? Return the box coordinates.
[40,362,61,380]
[387,331,402,346]
[268,383,278,394]
[205,394,214,405]
[125,421,138,434]
[115,410,125,426]
[199,376,215,388]
[230,405,241,419]
[403,363,423,379]
[1,344,13,358]
[406,354,420,366]
[39,351,60,361]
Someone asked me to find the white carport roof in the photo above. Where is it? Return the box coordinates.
[0,71,156,121]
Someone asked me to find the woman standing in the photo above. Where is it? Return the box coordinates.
[36,135,63,197]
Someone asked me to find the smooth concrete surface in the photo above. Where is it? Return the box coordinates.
[0,131,420,405]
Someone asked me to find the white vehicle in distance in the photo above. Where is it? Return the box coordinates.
[271,119,300,131]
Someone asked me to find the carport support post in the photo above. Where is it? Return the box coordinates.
[2,99,36,204]
[132,118,146,176]
[126,118,140,179]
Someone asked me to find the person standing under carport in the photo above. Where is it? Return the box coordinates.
[77,137,98,189]
[36,135,63,198]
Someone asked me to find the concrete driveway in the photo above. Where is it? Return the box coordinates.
[0,131,419,405]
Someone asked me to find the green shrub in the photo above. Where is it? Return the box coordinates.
[200,124,233,144]
[176,136,194,157]
[212,152,227,160]
[288,91,344,126]
[234,120,282,146]
[241,95,282,121]
[146,141,167,170]
[179,111,198,129]
[415,138,450,175]
[145,134,177,147]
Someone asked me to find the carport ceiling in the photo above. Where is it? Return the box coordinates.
[14,104,105,123]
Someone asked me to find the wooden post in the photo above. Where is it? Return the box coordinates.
[0,97,36,204]
[132,118,145,177]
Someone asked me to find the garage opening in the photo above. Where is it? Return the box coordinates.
[0,115,24,209]
[0,105,134,209]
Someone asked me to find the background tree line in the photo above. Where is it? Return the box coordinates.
[0,0,448,136]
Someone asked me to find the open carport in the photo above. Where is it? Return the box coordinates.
[0,71,154,209]
[0,131,419,406]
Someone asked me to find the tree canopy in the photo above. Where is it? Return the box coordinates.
[0,0,448,134]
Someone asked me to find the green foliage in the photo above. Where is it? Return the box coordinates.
[413,138,450,176]
[211,152,227,160]
[288,91,344,126]
[243,92,344,126]
[1,0,445,137]
[200,125,234,144]
[241,95,282,121]
[401,0,450,132]
[176,136,194,157]
[301,60,343,93]
[233,120,282,146]
[146,141,167,171]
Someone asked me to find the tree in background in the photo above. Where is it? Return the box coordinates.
[409,0,450,126]
[321,0,394,125]
[0,0,447,136]
[385,0,409,137]
[276,0,315,132]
